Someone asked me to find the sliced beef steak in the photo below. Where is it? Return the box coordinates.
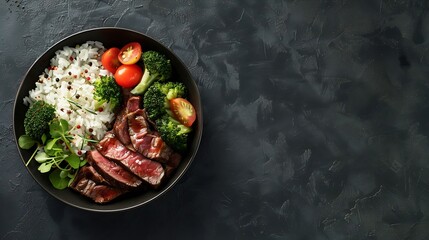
[87,150,142,189]
[127,109,181,167]
[97,132,165,187]
[113,108,131,146]
[113,96,141,148]
[126,96,141,113]
[70,166,125,203]
[127,109,152,152]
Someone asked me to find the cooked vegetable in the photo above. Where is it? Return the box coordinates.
[101,47,121,73]
[118,42,142,65]
[24,100,55,140]
[93,76,122,109]
[156,116,191,152]
[130,51,172,95]
[170,98,196,127]
[143,81,186,121]
[143,81,193,151]
[114,64,143,88]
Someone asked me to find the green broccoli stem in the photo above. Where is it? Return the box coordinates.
[170,118,192,134]
[178,124,192,134]
[165,108,175,118]
[130,69,156,95]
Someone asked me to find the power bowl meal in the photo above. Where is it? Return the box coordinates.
[13,28,202,211]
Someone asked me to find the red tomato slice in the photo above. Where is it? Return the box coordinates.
[114,64,143,88]
[118,42,142,65]
[170,98,196,127]
[101,48,121,73]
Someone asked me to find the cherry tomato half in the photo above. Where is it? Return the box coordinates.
[114,64,143,88]
[118,42,142,65]
[170,98,196,127]
[101,48,121,73]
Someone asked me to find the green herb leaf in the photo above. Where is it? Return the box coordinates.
[18,135,37,149]
[45,143,62,157]
[45,138,59,150]
[38,162,53,173]
[49,119,69,138]
[49,169,69,189]
[35,152,51,163]
[79,159,88,167]
[65,154,80,169]
[59,170,69,179]
[68,176,75,187]
[66,99,98,115]
[28,118,82,190]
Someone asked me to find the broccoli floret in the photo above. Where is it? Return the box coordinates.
[144,81,190,151]
[159,81,187,100]
[156,116,191,152]
[24,100,56,140]
[130,51,172,95]
[143,82,186,121]
[143,84,165,121]
[93,75,122,109]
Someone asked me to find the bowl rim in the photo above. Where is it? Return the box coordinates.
[13,27,203,212]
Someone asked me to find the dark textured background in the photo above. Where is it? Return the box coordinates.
[1,0,429,239]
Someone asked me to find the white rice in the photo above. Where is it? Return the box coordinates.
[23,41,115,155]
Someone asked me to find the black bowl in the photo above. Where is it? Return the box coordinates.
[13,27,203,212]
